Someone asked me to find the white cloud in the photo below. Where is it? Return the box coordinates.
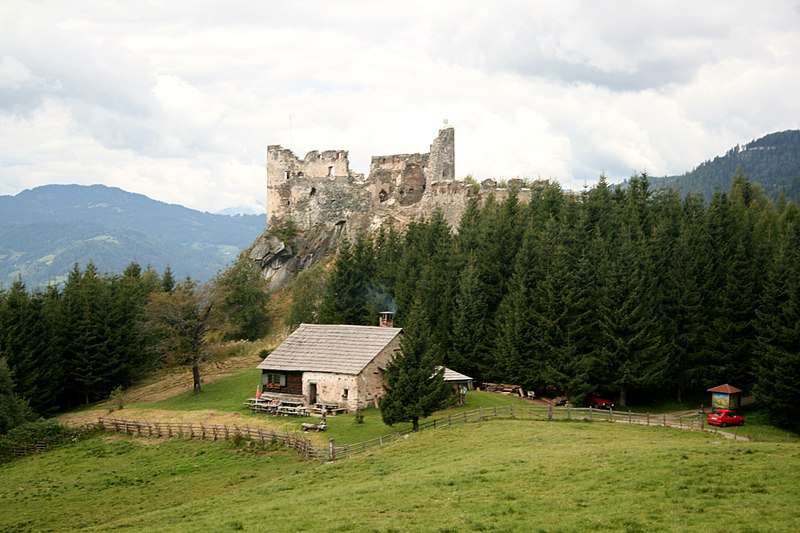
[0,1,799,212]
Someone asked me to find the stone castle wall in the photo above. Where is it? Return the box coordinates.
[253,126,536,288]
[266,126,458,233]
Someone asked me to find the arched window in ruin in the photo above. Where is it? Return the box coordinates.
[284,171,290,180]
[310,187,316,197]
[379,189,388,202]
[328,166,334,176]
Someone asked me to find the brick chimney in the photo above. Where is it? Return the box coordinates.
[379,311,395,328]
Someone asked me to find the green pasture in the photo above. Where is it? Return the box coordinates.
[136,369,531,444]
[137,368,263,412]
[2,420,799,532]
[119,368,799,446]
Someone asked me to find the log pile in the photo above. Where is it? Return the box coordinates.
[481,382,525,397]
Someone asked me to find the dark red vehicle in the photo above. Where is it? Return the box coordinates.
[587,393,615,410]
[707,409,745,427]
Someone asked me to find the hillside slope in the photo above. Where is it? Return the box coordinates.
[647,130,800,202]
[2,421,798,532]
[0,184,265,286]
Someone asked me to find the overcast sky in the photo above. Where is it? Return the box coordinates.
[2,1,799,213]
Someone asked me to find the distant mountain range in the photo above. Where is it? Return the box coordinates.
[646,130,800,203]
[0,184,266,288]
[3,131,798,288]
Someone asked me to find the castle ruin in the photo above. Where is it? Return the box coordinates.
[265,126,456,233]
[251,126,525,288]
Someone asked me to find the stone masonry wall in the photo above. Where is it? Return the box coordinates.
[253,126,537,289]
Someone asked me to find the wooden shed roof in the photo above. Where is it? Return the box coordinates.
[707,383,742,394]
[257,324,402,375]
[438,367,473,382]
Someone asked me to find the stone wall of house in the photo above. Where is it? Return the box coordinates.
[355,334,402,411]
[301,371,358,407]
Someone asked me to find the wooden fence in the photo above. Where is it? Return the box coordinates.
[97,406,705,463]
[98,418,323,460]
[0,441,53,462]
[327,405,705,460]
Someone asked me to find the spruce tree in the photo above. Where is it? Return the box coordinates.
[380,298,449,431]
[0,357,34,435]
[754,204,800,431]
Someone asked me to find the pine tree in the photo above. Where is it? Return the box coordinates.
[0,357,34,435]
[380,297,449,431]
[449,253,492,379]
[754,204,800,431]
[318,237,375,325]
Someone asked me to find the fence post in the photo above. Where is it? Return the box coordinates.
[329,439,336,461]
[548,405,553,421]
[646,413,650,426]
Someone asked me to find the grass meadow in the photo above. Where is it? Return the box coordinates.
[2,419,799,532]
[8,368,793,531]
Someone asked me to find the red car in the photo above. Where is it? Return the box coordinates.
[587,393,615,410]
[707,409,745,427]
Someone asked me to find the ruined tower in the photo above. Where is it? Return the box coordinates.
[254,126,461,289]
[266,146,368,233]
[265,126,455,232]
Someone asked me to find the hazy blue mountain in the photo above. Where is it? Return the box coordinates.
[645,130,800,202]
[216,204,266,216]
[0,184,266,287]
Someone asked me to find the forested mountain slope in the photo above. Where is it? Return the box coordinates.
[0,184,265,287]
[295,174,800,430]
[646,130,800,202]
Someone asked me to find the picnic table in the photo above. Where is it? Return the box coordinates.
[277,405,309,417]
[315,402,347,415]
[243,397,281,414]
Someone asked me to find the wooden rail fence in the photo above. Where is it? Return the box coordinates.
[98,418,323,460]
[98,406,705,462]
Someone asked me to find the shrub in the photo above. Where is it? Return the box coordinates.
[0,420,101,463]
[110,386,125,410]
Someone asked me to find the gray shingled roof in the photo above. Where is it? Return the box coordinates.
[257,324,403,375]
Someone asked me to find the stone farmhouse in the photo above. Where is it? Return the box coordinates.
[257,321,403,413]
[256,312,474,413]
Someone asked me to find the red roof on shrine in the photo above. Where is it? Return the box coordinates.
[707,383,742,394]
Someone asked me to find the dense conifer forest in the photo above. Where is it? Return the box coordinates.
[293,171,800,431]
[2,171,798,434]
[0,259,268,428]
